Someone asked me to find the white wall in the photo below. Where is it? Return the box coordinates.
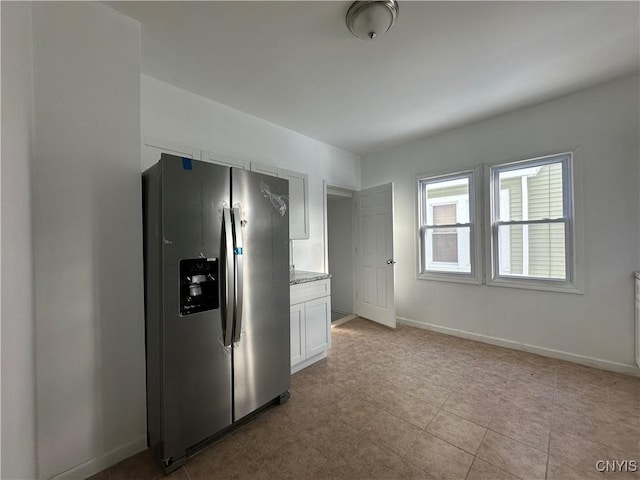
[328,197,354,314]
[31,3,145,478]
[1,3,38,478]
[141,75,361,272]
[362,75,640,369]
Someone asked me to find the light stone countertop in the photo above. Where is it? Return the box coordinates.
[289,270,331,285]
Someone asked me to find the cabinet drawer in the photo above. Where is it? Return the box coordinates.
[290,279,330,305]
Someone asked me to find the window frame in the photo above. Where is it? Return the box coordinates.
[485,152,582,293]
[416,168,482,284]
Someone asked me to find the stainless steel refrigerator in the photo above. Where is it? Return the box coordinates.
[142,153,290,472]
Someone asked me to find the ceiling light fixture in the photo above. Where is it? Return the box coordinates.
[346,0,399,40]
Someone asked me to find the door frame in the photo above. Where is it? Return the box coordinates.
[322,181,358,318]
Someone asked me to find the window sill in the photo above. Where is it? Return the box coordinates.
[486,276,583,294]
[417,272,481,285]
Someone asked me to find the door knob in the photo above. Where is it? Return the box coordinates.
[386,259,396,265]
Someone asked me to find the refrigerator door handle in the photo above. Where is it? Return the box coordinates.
[222,208,234,347]
[232,207,244,343]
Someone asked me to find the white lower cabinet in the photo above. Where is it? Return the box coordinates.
[290,279,331,373]
[290,303,305,366]
[635,277,640,368]
[636,300,640,368]
[305,296,331,358]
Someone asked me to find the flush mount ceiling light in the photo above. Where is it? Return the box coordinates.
[346,0,399,40]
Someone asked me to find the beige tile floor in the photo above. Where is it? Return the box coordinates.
[92,318,640,480]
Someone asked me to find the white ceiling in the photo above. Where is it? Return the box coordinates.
[109,1,639,155]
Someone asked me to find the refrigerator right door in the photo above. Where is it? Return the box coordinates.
[231,169,290,421]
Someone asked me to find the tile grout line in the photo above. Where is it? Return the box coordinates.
[182,465,192,480]
[464,457,478,480]
[465,428,491,480]
[402,391,486,479]
[362,380,442,476]
[475,449,527,480]
[425,409,488,456]
[481,423,550,457]
[470,371,550,480]
[484,364,556,456]
[545,372,559,480]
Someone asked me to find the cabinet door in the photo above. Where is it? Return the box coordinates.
[305,296,330,358]
[279,169,309,240]
[142,137,200,171]
[251,161,279,177]
[290,303,306,366]
[203,150,249,169]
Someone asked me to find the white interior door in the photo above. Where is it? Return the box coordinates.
[355,183,396,328]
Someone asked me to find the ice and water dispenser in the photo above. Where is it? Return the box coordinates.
[179,258,219,315]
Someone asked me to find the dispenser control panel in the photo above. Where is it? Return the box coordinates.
[179,258,219,315]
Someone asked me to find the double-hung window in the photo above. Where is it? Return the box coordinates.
[488,152,577,291]
[417,170,479,283]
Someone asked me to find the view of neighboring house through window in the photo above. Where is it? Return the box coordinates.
[418,172,473,277]
[432,204,458,262]
[491,153,572,284]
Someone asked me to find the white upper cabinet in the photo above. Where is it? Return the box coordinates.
[249,163,310,240]
[143,137,201,170]
[144,137,309,240]
[279,169,309,240]
[204,150,249,170]
[144,137,200,159]
[250,161,279,177]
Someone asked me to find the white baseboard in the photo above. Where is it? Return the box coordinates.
[50,436,147,480]
[397,316,640,377]
[331,314,357,327]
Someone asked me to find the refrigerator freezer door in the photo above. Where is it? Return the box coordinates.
[159,155,233,462]
[231,169,291,421]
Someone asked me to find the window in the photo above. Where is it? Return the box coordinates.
[432,204,458,262]
[416,153,580,292]
[488,153,576,291]
[417,171,479,282]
